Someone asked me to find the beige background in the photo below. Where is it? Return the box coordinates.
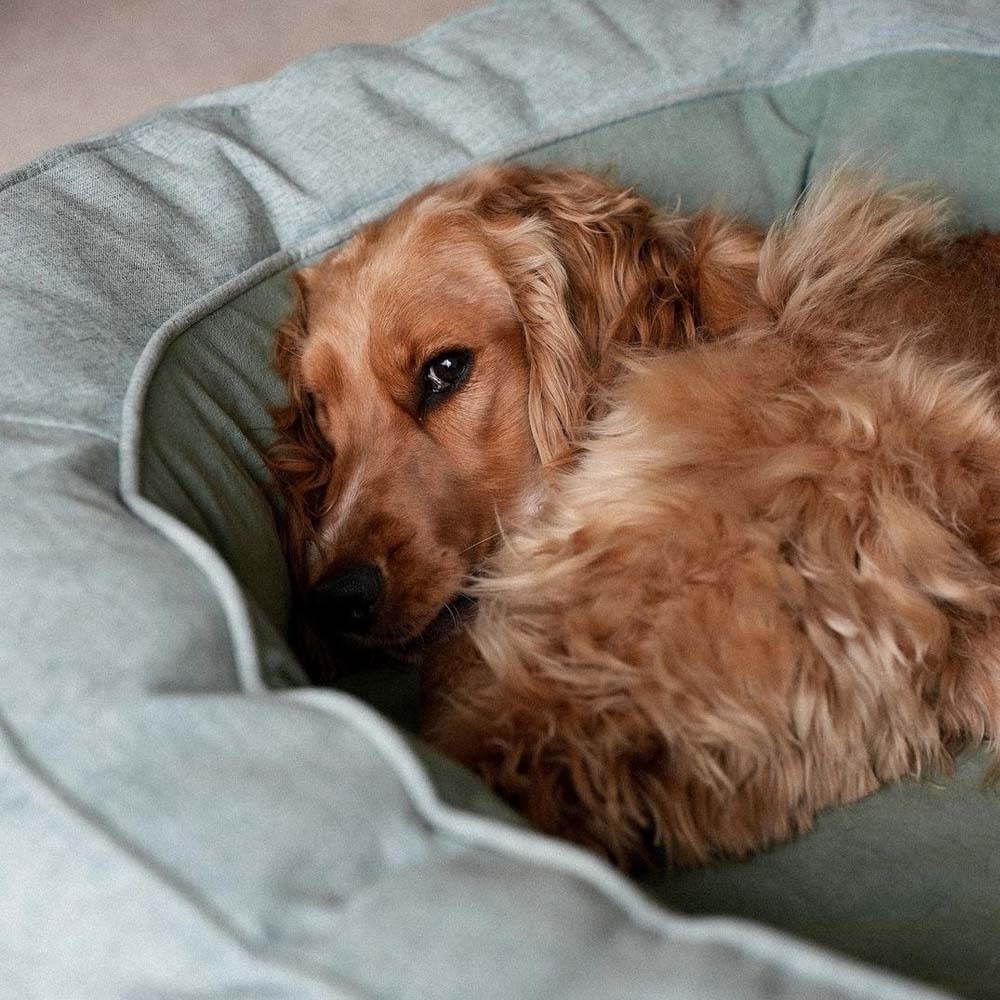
[0,0,483,172]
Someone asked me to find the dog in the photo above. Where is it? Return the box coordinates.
[268,163,1000,869]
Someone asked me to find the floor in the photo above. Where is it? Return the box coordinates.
[0,0,483,172]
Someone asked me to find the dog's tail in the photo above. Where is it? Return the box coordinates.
[757,169,950,337]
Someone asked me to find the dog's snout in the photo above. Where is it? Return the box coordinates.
[308,563,384,635]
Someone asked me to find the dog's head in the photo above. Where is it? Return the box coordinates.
[267,164,762,663]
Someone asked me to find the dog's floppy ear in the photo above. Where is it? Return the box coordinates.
[470,165,701,466]
[266,266,333,595]
[481,209,594,466]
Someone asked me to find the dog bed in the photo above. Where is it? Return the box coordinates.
[3,2,1000,997]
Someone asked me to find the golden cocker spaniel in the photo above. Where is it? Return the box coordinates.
[269,164,1000,868]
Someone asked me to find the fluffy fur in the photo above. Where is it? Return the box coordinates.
[268,164,1000,869]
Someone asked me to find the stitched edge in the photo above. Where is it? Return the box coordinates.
[285,687,954,1000]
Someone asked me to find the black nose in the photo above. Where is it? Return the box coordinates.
[307,563,384,636]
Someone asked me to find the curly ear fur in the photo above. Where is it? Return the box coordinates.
[265,268,333,596]
[438,164,769,466]
[462,165,705,465]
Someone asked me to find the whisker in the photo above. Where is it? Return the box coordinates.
[459,530,502,556]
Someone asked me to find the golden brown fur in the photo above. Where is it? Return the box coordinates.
[268,164,1000,868]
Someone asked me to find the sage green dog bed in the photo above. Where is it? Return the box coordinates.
[4,2,1000,998]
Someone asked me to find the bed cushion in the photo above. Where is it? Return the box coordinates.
[4,2,1000,998]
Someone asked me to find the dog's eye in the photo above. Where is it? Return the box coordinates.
[422,349,472,399]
